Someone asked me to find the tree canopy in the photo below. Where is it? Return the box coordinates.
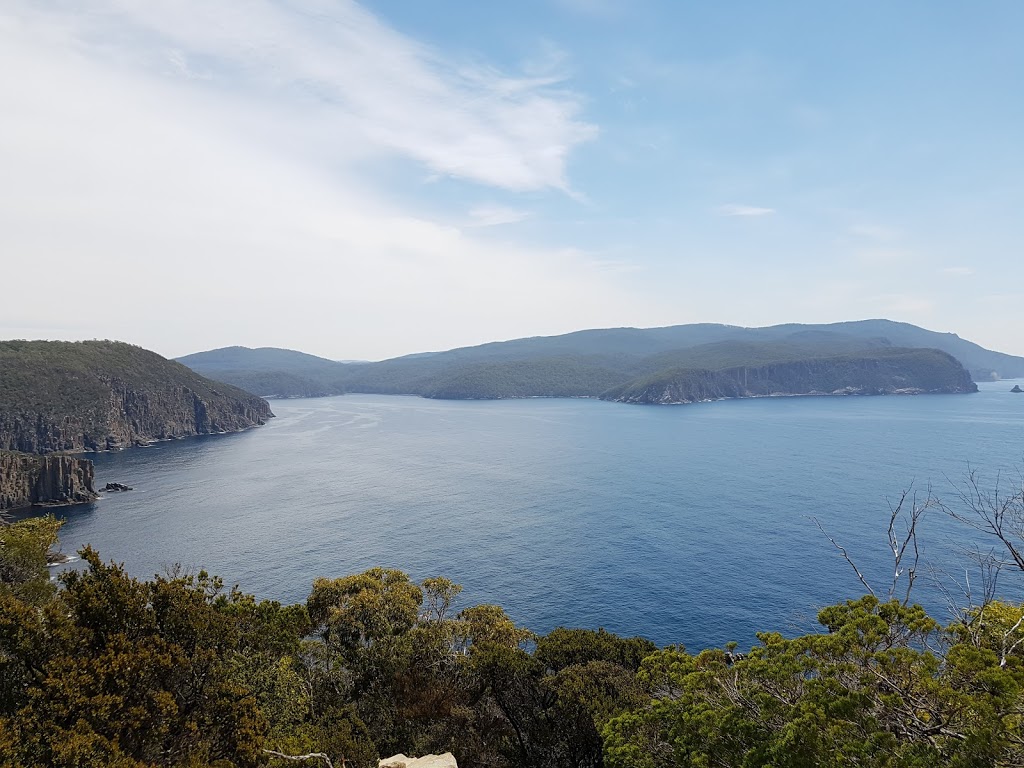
[2,470,1024,767]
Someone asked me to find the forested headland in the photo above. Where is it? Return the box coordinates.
[3,471,1024,768]
[0,340,274,510]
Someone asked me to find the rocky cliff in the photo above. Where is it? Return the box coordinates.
[0,340,274,453]
[601,349,978,404]
[0,451,97,510]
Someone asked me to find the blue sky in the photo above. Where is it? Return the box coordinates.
[1,1,1021,359]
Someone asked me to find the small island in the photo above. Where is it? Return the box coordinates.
[1012,385,1023,393]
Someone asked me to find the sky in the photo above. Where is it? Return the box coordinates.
[2,1,1022,361]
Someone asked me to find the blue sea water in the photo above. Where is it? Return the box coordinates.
[32,381,1024,650]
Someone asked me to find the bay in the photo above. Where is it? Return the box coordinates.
[35,380,1024,650]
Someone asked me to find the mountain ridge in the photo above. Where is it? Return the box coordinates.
[177,319,1004,401]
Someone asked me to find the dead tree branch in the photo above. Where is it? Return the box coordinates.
[263,750,336,768]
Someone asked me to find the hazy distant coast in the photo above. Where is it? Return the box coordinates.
[178,319,1001,403]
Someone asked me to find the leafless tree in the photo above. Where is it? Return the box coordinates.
[941,464,1024,572]
[812,485,935,605]
[263,749,340,768]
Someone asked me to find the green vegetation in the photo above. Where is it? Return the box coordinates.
[177,320,1010,401]
[177,347,350,398]
[3,471,1024,767]
[0,340,272,453]
[602,348,977,404]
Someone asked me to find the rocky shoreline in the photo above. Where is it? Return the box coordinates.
[0,451,98,511]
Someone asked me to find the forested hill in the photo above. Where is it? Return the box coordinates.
[177,319,1006,401]
[177,346,348,398]
[601,348,977,404]
[0,340,273,454]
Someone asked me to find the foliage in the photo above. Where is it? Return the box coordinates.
[0,514,61,604]
[603,596,1024,768]
[3,468,1024,768]
[601,348,976,404]
[0,340,272,453]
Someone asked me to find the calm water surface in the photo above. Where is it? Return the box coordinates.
[35,381,1024,649]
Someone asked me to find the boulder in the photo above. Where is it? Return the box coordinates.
[379,754,458,768]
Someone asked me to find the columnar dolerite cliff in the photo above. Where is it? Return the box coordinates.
[600,349,977,404]
[0,451,97,509]
[0,340,274,454]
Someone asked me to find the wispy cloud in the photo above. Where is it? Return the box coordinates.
[716,204,776,217]
[467,205,533,227]
[29,0,596,193]
[0,1,665,359]
[941,266,975,276]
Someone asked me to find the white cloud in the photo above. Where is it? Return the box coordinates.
[716,204,776,217]
[941,266,975,276]
[467,205,533,227]
[0,1,663,360]
[20,0,597,193]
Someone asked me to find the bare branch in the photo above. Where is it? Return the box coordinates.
[812,517,875,597]
[942,465,1024,573]
[264,750,336,768]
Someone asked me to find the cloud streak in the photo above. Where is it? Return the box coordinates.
[52,0,597,193]
[467,205,533,227]
[716,204,776,217]
[0,1,660,359]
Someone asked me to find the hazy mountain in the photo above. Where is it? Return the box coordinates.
[176,319,1014,401]
[177,346,349,398]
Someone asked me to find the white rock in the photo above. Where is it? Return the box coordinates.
[379,754,458,768]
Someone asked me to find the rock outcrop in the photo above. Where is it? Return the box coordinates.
[379,754,458,768]
[0,451,98,510]
[1011,385,1023,393]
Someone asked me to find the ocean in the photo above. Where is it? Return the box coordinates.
[34,380,1024,650]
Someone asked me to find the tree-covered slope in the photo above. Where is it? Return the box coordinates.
[4,479,1024,768]
[353,320,1024,381]
[600,348,977,404]
[178,319,1019,402]
[420,356,633,399]
[0,340,273,453]
[176,346,349,398]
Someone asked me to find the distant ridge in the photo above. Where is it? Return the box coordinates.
[176,319,1010,402]
[177,346,347,398]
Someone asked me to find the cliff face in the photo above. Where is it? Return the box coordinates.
[0,451,97,510]
[601,350,978,405]
[0,380,273,453]
[0,341,274,454]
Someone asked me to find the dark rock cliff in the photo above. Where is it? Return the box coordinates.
[0,451,97,510]
[601,349,978,405]
[0,340,274,454]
